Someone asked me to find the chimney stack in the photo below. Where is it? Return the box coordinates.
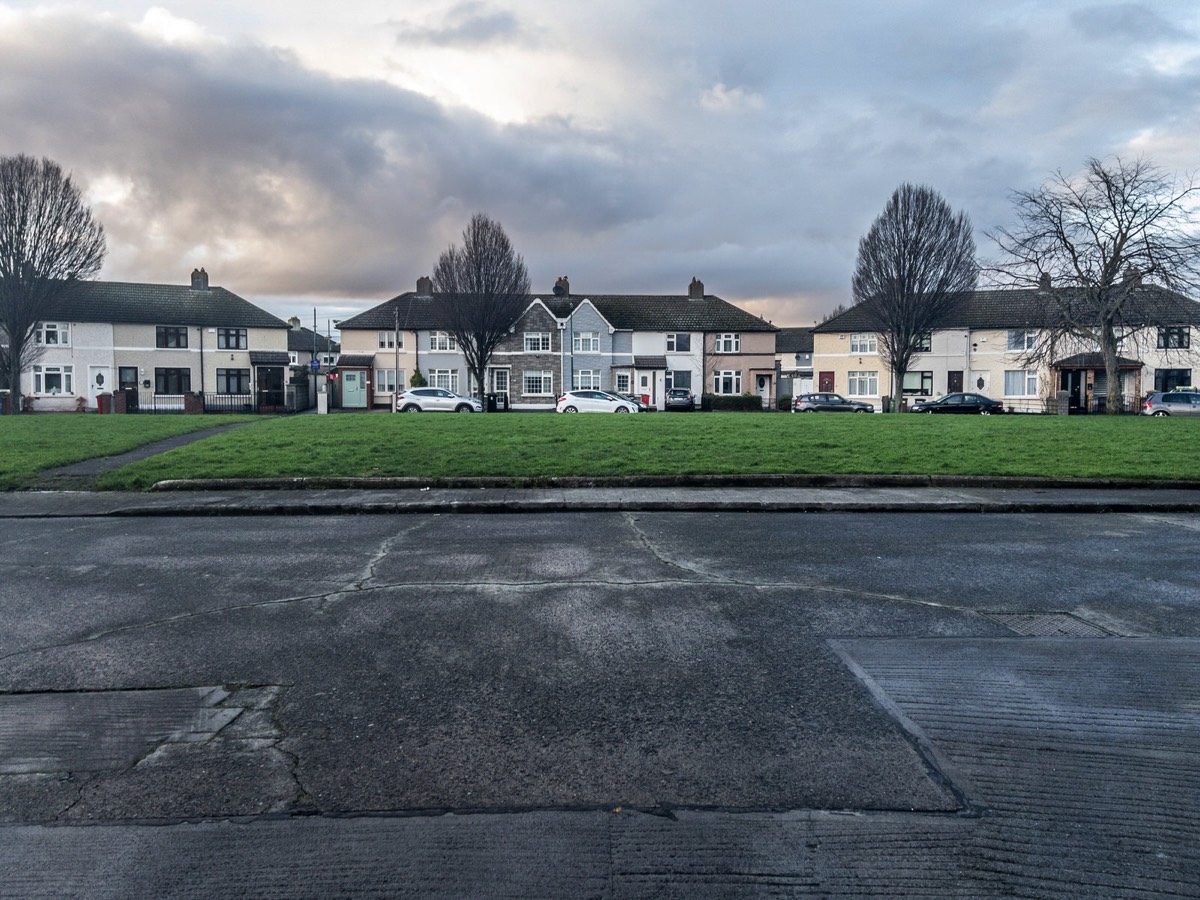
[190,267,209,291]
[1037,272,1052,291]
[288,316,301,329]
[416,275,433,296]
[553,276,570,296]
[1122,266,1143,286]
[688,276,704,300]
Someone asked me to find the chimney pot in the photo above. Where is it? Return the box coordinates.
[553,276,570,297]
[688,276,704,299]
[416,275,433,296]
[190,267,210,290]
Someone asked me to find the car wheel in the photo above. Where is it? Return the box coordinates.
[402,404,421,412]
[854,408,867,413]
[1152,410,1169,417]
[563,405,578,413]
[803,408,817,413]
[455,404,474,412]
[979,408,991,415]
[615,407,629,413]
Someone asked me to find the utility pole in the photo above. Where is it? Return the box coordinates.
[393,305,400,413]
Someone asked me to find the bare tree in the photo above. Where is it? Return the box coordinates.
[0,155,106,413]
[852,184,978,412]
[991,156,1200,413]
[819,303,848,324]
[432,213,531,406]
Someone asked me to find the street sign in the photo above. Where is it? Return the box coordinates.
[310,359,320,372]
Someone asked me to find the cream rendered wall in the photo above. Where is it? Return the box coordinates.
[338,327,417,397]
[22,321,114,411]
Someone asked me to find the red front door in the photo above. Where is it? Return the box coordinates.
[818,371,835,392]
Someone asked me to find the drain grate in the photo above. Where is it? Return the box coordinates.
[985,612,1114,637]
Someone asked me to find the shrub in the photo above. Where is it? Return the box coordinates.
[704,393,764,411]
[410,368,428,387]
[777,393,792,411]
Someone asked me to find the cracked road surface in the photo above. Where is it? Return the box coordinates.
[2,509,1199,896]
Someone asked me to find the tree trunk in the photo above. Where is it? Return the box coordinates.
[1101,323,1122,415]
[891,366,904,414]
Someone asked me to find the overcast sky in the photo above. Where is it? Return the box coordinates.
[2,1,1198,328]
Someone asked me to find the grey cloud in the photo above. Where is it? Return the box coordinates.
[391,2,529,48]
[1070,3,1190,42]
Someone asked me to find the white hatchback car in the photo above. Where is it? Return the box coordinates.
[555,390,640,413]
[395,388,483,412]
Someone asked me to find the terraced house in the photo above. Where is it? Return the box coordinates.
[334,276,778,410]
[18,269,290,412]
[812,282,1200,412]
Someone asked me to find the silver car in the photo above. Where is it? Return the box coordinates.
[395,388,483,412]
[556,390,639,413]
[1140,390,1200,416]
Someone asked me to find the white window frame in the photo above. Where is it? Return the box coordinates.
[33,364,74,395]
[712,370,741,394]
[524,332,551,352]
[378,331,403,350]
[714,333,741,353]
[572,369,601,390]
[847,370,878,397]
[850,333,877,354]
[36,322,70,346]
[375,368,398,393]
[615,372,631,393]
[1004,369,1039,397]
[572,332,600,353]
[288,351,299,366]
[1007,330,1037,352]
[523,370,553,396]
[429,332,457,352]
[429,369,459,392]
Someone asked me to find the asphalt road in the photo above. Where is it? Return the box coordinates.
[2,506,1199,897]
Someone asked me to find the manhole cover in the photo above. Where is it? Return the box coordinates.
[985,612,1114,637]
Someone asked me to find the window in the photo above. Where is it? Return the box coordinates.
[523,370,553,396]
[713,370,741,394]
[378,331,403,350]
[915,333,932,353]
[429,331,457,352]
[1158,327,1191,349]
[714,333,740,353]
[1154,369,1192,392]
[572,369,601,389]
[217,328,247,350]
[524,332,551,352]
[615,372,631,393]
[288,351,299,366]
[850,333,877,354]
[216,368,250,394]
[902,371,933,395]
[666,333,691,352]
[375,368,401,393]
[33,365,73,394]
[1007,330,1037,351]
[847,371,878,396]
[1004,369,1039,397]
[666,370,692,390]
[429,369,459,392]
[118,367,138,391]
[154,367,191,394]
[573,332,600,353]
[36,322,70,346]
[156,326,188,349]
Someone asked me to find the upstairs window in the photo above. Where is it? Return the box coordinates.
[666,333,691,352]
[915,332,932,353]
[217,327,247,350]
[429,332,457,352]
[714,333,740,353]
[849,333,876,354]
[1007,329,1037,351]
[36,322,70,346]
[524,332,551,352]
[378,331,403,349]
[156,326,188,349]
[1158,327,1191,349]
[573,332,600,352]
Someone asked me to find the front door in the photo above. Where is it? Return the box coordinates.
[756,374,771,409]
[342,370,368,408]
[818,371,835,392]
[489,368,509,408]
[256,366,285,411]
[1061,370,1084,411]
[947,370,963,394]
[87,366,111,409]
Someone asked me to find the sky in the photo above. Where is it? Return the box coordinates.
[2,1,1198,331]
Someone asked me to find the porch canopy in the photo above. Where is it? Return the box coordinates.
[1052,352,1142,372]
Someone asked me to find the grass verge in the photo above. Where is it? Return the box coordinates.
[88,411,1200,490]
[0,414,258,490]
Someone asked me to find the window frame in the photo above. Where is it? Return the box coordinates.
[666,333,692,352]
[666,369,692,391]
[523,370,554,396]
[156,325,188,349]
[375,368,399,393]
[32,364,74,395]
[714,333,741,353]
[572,331,600,353]
[1003,369,1039,397]
[216,368,251,395]
[217,327,248,350]
[914,333,932,353]
[429,331,458,352]
[36,322,71,347]
[1157,326,1191,350]
[712,370,742,395]
[849,333,877,354]
[847,370,878,397]
[377,331,403,350]
[523,332,551,353]
[572,369,601,390]
[901,371,933,396]
[1007,329,1037,351]
[428,369,459,392]
[154,367,192,394]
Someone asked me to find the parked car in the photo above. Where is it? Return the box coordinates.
[395,388,483,412]
[1141,390,1200,416]
[556,390,639,413]
[664,388,695,411]
[793,392,874,413]
[910,393,1004,415]
[614,392,653,412]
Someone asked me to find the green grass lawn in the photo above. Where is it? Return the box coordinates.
[0,414,258,490]
[71,411,1200,490]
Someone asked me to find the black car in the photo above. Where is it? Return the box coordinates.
[793,392,874,413]
[910,393,1004,415]
[664,388,695,411]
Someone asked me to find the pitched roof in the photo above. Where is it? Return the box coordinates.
[813,286,1200,333]
[287,326,340,353]
[56,279,288,329]
[338,291,777,333]
[775,327,814,353]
